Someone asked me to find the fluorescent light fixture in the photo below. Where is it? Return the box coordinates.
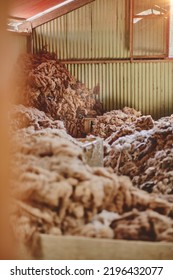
[26,0,75,21]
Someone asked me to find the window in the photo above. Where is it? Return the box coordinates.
[130,0,170,59]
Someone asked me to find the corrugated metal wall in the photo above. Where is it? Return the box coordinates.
[33,0,130,59]
[67,62,173,119]
[133,17,166,57]
[32,0,173,118]
[133,0,168,57]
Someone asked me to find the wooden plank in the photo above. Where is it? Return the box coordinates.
[9,0,65,20]
[18,235,173,260]
[60,58,173,64]
[129,0,133,61]
[17,21,32,33]
[61,59,130,64]
[27,35,32,53]
[133,15,167,18]
[7,30,31,36]
[166,2,170,58]
[18,0,95,30]
[83,118,96,134]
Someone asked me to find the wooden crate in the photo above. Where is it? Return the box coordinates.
[83,118,96,134]
[18,235,173,260]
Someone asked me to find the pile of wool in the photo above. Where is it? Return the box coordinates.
[13,51,103,137]
[91,107,154,139]
[10,130,173,245]
[104,117,173,195]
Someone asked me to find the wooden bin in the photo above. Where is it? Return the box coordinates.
[18,235,173,260]
[83,118,96,135]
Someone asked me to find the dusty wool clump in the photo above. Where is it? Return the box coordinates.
[9,104,65,132]
[92,107,154,139]
[104,116,173,194]
[10,131,173,245]
[13,51,103,137]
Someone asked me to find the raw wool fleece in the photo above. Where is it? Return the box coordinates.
[13,51,103,137]
[10,130,173,244]
[74,209,173,242]
[104,116,173,195]
[91,107,154,139]
[9,104,65,132]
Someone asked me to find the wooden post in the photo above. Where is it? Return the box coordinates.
[130,0,133,62]
[0,0,16,260]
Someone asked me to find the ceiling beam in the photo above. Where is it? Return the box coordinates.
[18,0,95,32]
[8,16,26,22]
[17,21,32,33]
[7,30,31,36]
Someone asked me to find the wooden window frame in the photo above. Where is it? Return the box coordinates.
[130,0,170,60]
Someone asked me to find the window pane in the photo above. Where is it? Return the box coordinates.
[134,0,168,16]
[133,17,167,56]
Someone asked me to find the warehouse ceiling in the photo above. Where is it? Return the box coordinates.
[9,0,65,19]
[8,0,95,33]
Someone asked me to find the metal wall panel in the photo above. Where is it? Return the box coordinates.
[133,0,168,58]
[33,5,92,59]
[133,17,166,57]
[67,62,173,119]
[91,0,129,58]
[32,0,173,118]
[33,0,130,59]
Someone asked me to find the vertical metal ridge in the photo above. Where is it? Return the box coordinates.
[33,0,129,59]
[66,62,173,119]
[31,0,173,119]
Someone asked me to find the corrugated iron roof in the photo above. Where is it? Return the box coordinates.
[9,0,68,20]
[8,0,95,32]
